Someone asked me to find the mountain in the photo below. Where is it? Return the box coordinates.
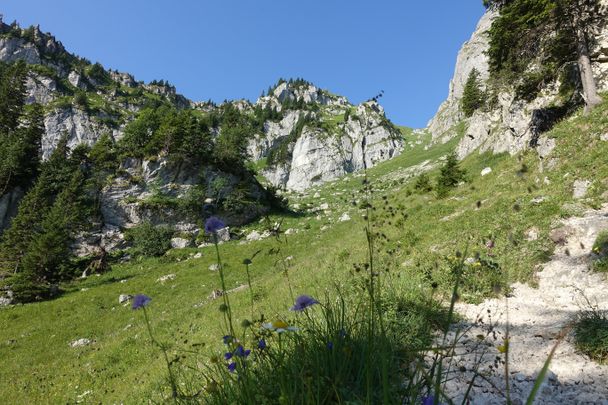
[426,2,608,158]
[0,17,404,301]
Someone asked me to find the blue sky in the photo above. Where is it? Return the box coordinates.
[2,1,485,128]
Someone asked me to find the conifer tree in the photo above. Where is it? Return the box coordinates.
[461,68,485,117]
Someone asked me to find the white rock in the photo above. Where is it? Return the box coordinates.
[171,238,191,249]
[193,252,202,259]
[601,133,608,141]
[215,227,231,243]
[573,180,591,199]
[208,264,219,272]
[118,294,132,304]
[70,338,92,348]
[339,212,351,222]
[157,274,176,283]
[246,230,262,241]
[319,203,330,211]
[481,167,492,176]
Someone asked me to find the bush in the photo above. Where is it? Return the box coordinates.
[125,222,173,257]
[436,152,466,198]
[414,173,433,193]
[592,231,608,272]
[574,310,608,364]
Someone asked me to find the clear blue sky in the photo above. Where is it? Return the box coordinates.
[2,1,485,128]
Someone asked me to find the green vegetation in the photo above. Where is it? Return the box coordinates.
[592,231,608,272]
[436,151,467,198]
[485,0,606,111]
[125,223,174,257]
[574,310,608,364]
[1,93,606,401]
[461,68,485,117]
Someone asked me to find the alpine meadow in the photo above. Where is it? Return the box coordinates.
[2,1,608,403]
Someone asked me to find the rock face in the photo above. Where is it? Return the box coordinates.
[427,5,608,160]
[43,107,117,159]
[250,87,403,191]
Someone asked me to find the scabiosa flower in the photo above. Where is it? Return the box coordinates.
[234,345,251,358]
[131,294,151,310]
[227,362,237,373]
[223,335,233,344]
[422,395,444,405]
[257,339,267,350]
[290,295,319,311]
[224,352,233,360]
[205,216,226,234]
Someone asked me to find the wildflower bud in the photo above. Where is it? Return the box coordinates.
[219,304,229,313]
[241,319,252,328]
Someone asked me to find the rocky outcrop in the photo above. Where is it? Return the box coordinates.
[250,87,403,191]
[427,5,608,160]
[42,107,119,159]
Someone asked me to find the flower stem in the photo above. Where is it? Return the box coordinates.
[143,307,178,402]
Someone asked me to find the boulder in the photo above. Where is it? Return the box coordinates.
[481,167,492,176]
[171,238,191,249]
[573,180,591,199]
[118,294,132,304]
[70,338,92,348]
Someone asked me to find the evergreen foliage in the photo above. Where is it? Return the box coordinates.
[461,68,485,117]
[0,137,91,302]
[125,222,173,257]
[486,0,606,109]
[436,152,466,198]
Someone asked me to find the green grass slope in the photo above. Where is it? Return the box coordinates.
[1,98,607,403]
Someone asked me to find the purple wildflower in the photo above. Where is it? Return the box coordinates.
[339,329,347,338]
[222,335,232,344]
[290,295,319,311]
[131,294,151,310]
[224,352,233,360]
[257,339,267,350]
[205,216,225,234]
[421,395,443,405]
[327,341,334,350]
[234,345,251,358]
[227,362,236,373]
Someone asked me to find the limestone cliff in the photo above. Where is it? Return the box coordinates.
[427,4,608,159]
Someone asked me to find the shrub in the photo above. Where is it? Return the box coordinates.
[592,231,608,272]
[436,152,466,198]
[125,222,173,257]
[414,173,433,193]
[574,310,608,364]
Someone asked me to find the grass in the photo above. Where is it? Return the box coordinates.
[592,230,608,272]
[1,98,607,402]
[574,310,608,364]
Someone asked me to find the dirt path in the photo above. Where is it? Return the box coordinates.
[442,204,608,404]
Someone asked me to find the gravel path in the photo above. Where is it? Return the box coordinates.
[441,204,608,404]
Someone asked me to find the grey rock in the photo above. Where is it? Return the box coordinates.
[208,264,219,272]
[157,274,176,283]
[481,167,492,176]
[171,238,191,249]
[118,294,132,304]
[215,227,231,243]
[70,338,92,348]
[573,180,591,199]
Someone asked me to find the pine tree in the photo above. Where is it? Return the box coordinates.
[436,152,466,198]
[487,0,606,112]
[461,68,485,117]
